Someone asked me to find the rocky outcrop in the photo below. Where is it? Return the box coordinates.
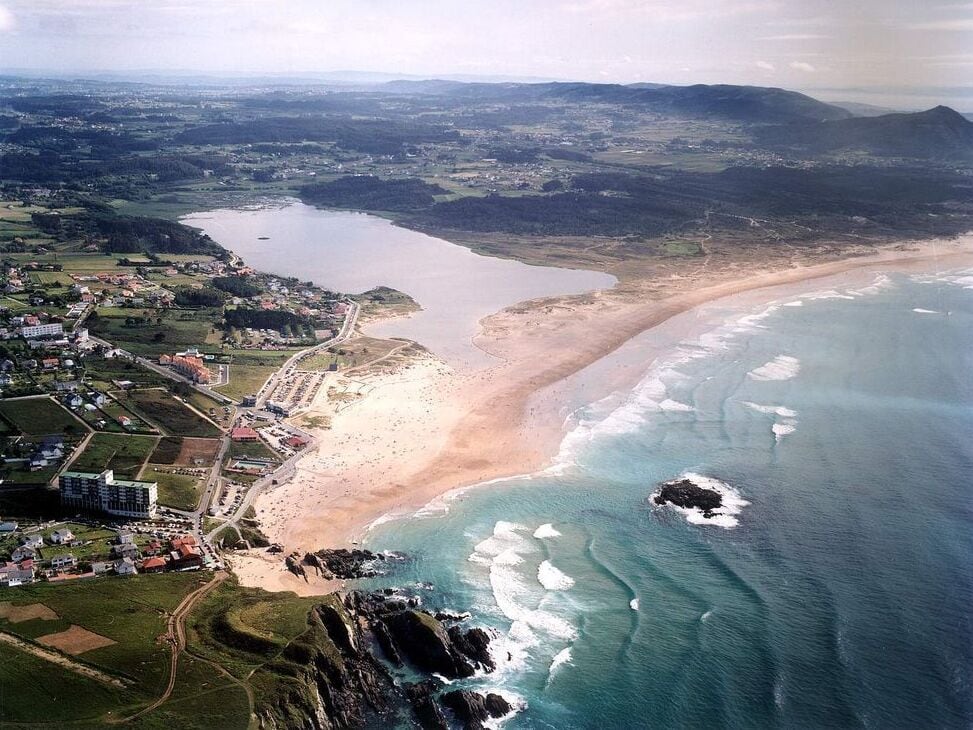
[256,598,398,730]
[255,587,504,729]
[305,549,384,579]
[653,478,723,517]
[405,681,449,730]
[442,689,512,730]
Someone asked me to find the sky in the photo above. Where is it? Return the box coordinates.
[1,0,972,107]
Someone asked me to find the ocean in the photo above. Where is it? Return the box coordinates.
[361,269,973,729]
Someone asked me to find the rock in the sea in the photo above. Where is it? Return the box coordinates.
[653,478,723,517]
[309,549,383,579]
[381,609,476,678]
[448,625,495,672]
[405,681,449,730]
[442,690,512,730]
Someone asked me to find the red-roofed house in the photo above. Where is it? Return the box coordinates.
[285,436,309,449]
[139,556,167,573]
[231,427,260,442]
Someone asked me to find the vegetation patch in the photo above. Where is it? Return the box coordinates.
[0,397,88,436]
[70,433,158,478]
[122,388,221,437]
[37,624,117,655]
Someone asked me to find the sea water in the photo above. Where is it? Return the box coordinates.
[362,270,973,729]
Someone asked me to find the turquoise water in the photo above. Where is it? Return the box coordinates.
[363,270,973,729]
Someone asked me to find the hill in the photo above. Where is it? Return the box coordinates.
[380,80,851,123]
[757,105,973,160]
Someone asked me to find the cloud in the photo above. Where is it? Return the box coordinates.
[789,61,816,72]
[907,17,973,30]
[0,4,14,31]
[760,34,831,41]
[755,60,775,71]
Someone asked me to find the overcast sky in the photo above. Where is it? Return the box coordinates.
[1,1,972,106]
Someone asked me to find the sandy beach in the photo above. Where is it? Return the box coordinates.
[232,235,973,594]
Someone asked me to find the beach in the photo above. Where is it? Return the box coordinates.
[231,234,973,594]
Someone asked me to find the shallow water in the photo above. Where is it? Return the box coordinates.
[181,203,615,367]
[363,270,973,729]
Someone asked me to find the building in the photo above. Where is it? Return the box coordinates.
[139,556,166,573]
[114,557,137,576]
[159,352,213,384]
[0,561,34,586]
[230,427,260,442]
[49,528,74,545]
[11,545,36,562]
[169,535,204,571]
[111,542,138,559]
[241,395,258,407]
[21,322,63,339]
[285,436,309,449]
[92,561,113,575]
[20,534,44,549]
[50,554,77,571]
[59,470,158,519]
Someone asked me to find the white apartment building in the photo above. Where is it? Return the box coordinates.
[59,469,158,519]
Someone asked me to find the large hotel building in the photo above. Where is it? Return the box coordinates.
[59,469,158,519]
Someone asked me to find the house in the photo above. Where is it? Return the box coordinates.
[117,415,132,427]
[110,543,138,559]
[284,436,309,449]
[116,531,135,545]
[19,534,44,549]
[169,545,204,571]
[0,521,18,533]
[168,535,203,571]
[50,554,77,571]
[0,561,34,586]
[41,357,60,371]
[10,545,36,562]
[114,557,137,576]
[64,394,83,409]
[142,539,162,556]
[139,556,166,574]
[49,528,75,545]
[231,427,260,442]
[92,561,113,575]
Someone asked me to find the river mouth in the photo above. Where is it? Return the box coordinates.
[181,202,617,368]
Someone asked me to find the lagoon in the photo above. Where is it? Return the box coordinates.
[182,202,616,368]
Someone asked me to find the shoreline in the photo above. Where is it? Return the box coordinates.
[233,235,973,595]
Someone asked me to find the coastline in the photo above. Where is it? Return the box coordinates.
[232,234,973,595]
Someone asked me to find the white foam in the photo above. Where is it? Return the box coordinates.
[748,355,801,381]
[533,523,561,539]
[782,300,804,307]
[701,609,713,622]
[743,401,797,418]
[537,560,575,591]
[654,473,750,529]
[630,598,639,611]
[912,308,939,314]
[548,647,573,675]
[658,398,694,412]
[772,423,796,442]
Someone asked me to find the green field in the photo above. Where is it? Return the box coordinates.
[70,433,158,479]
[87,307,222,358]
[0,573,212,726]
[0,397,88,436]
[83,356,170,390]
[123,389,221,438]
[141,467,201,510]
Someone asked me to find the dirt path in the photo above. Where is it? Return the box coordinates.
[111,571,228,724]
[0,629,126,688]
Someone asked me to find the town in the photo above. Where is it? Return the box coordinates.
[0,196,368,587]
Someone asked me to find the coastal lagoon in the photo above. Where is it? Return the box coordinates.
[181,203,616,367]
[363,270,973,728]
